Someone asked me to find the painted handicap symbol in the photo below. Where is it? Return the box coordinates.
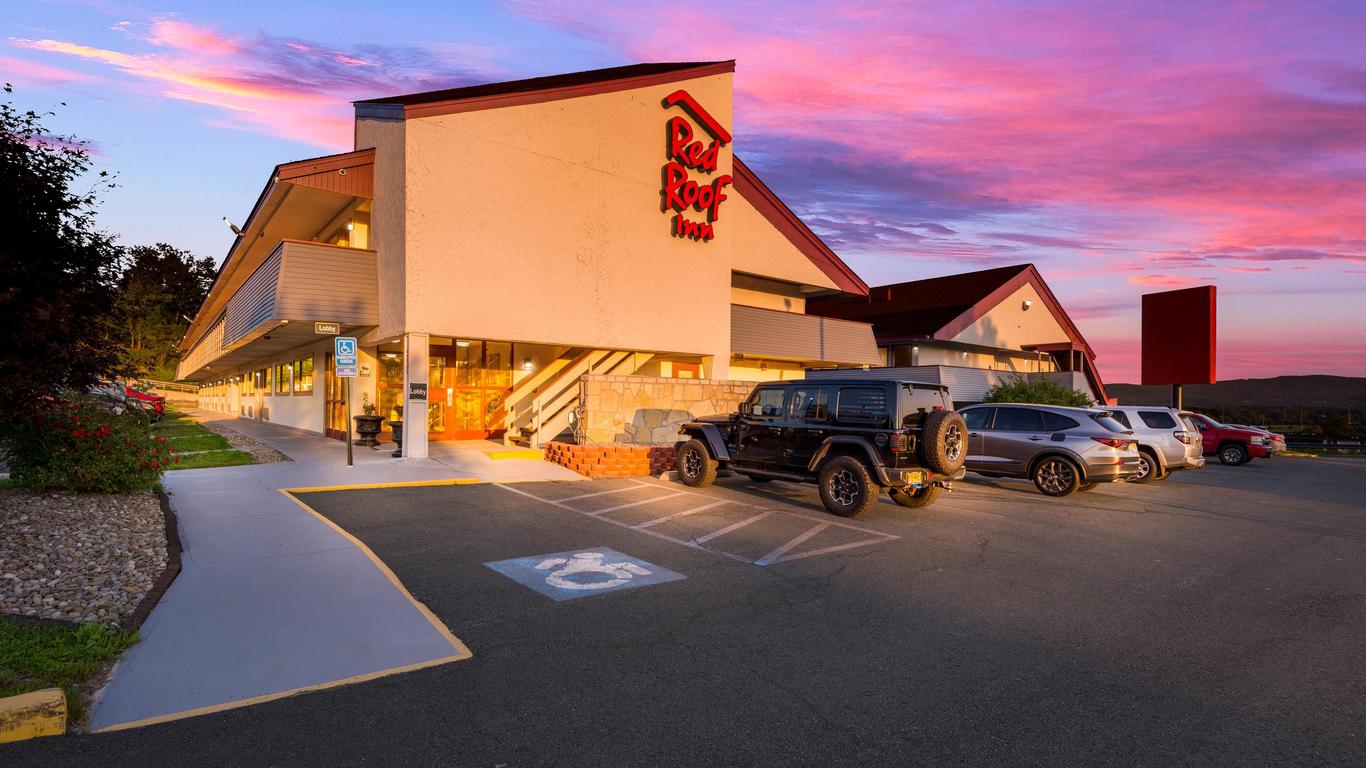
[534,551,652,591]
[485,547,684,601]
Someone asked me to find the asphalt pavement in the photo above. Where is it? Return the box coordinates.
[9,456,1365,767]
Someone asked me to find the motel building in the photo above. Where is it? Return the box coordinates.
[178,61,885,459]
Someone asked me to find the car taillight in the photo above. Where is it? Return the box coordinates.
[1174,430,1193,445]
[891,432,909,453]
[1092,437,1131,449]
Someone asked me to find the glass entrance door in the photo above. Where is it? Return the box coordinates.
[324,352,347,440]
[428,341,513,440]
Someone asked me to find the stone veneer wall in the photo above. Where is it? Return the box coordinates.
[578,375,754,445]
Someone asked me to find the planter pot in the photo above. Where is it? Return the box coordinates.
[353,415,384,448]
[389,420,403,458]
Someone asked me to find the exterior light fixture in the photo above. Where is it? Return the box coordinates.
[223,217,243,236]
[1022,299,1033,311]
[523,358,533,372]
[456,340,471,347]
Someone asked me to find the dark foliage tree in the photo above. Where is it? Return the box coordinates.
[0,84,125,417]
[113,243,216,380]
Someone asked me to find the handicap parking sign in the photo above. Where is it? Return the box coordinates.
[485,548,684,601]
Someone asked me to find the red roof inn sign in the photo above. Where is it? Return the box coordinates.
[661,90,732,242]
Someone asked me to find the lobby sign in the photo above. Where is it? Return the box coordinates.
[407,382,428,401]
[660,89,732,242]
[314,321,341,335]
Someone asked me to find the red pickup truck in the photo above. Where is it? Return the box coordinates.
[1184,412,1275,465]
[124,385,166,419]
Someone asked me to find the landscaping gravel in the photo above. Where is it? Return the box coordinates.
[0,490,167,626]
[198,420,291,464]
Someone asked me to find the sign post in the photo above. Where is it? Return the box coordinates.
[334,336,358,467]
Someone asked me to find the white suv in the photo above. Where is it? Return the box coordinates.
[1106,406,1205,482]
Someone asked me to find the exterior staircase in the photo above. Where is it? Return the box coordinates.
[503,349,652,448]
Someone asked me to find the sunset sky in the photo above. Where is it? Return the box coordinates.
[6,0,1365,382]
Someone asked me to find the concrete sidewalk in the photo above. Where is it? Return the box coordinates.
[90,412,581,732]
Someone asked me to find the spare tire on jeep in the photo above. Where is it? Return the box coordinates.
[919,410,967,474]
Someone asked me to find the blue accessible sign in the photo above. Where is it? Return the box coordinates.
[334,336,358,378]
[485,548,684,601]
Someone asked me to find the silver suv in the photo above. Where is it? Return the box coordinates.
[1105,406,1205,482]
[958,404,1142,496]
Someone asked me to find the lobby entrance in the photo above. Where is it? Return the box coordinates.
[377,339,516,441]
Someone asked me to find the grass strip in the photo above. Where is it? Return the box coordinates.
[168,449,255,470]
[164,433,231,452]
[0,618,137,726]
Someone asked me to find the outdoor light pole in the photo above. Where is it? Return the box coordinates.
[345,376,353,468]
[1172,384,1183,410]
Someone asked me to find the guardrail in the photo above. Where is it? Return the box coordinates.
[141,378,199,393]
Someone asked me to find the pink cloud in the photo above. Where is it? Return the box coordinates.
[1127,274,1204,287]
[0,53,97,84]
[13,19,492,148]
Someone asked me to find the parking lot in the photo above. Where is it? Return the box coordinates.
[13,456,1366,766]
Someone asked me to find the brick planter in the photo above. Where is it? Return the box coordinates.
[544,441,677,478]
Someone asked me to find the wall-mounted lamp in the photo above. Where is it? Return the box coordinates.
[455,340,471,347]
[346,222,355,231]
[1022,299,1033,311]
[223,217,243,237]
[522,358,533,372]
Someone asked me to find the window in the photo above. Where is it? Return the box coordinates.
[962,408,992,430]
[835,387,888,424]
[992,408,1045,431]
[263,367,273,396]
[1138,410,1177,429]
[294,356,314,394]
[1042,412,1080,431]
[275,363,290,395]
[1110,411,1132,429]
[745,388,787,418]
[890,345,918,367]
[790,388,829,423]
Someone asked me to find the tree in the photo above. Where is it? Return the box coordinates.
[112,244,216,380]
[0,84,124,417]
[983,374,1094,408]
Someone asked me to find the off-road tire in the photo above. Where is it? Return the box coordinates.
[1133,449,1161,483]
[1032,456,1082,497]
[889,484,942,508]
[677,439,718,487]
[743,474,774,483]
[919,410,967,474]
[818,456,879,517]
[1218,442,1248,466]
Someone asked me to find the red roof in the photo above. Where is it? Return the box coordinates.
[355,61,735,119]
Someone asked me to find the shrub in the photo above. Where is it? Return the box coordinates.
[0,392,174,492]
[983,374,1094,408]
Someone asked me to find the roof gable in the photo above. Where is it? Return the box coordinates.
[355,61,735,120]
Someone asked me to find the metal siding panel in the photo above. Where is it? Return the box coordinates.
[275,242,379,324]
[223,246,282,346]
[730,305,880,364]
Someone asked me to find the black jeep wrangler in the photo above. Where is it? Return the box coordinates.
[675,379,967,516]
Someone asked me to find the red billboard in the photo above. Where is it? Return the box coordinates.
[1141,286,1216,385]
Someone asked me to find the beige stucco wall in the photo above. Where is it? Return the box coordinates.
[730,286,805,312]
[396,74,736,374]
[729,191,837,290]
[579,375,753,444]
[354,118,407,342]
[952,282,1069,351]
[728,359,809,381]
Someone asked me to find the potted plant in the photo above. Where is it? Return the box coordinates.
[353,393,384,448]
[389,404,404,458]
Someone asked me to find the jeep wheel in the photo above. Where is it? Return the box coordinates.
[919,410,967,474]
[1033,456,1082,497]
[676,439,717,487]
[889,484,941,509]
[1133,449,1160,483]
[1218,443,1247,466]
[818,456,879,517]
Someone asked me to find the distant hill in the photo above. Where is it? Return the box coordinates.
[1108,376,1366,409]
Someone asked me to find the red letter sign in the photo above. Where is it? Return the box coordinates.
[660,90,730,242]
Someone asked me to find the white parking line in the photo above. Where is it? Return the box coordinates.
[754,522,832,566]
[692,510,776,544]
[588,492,690,517]
[493,482,898,567]
[559,485,651,503]
[634,500,732,530]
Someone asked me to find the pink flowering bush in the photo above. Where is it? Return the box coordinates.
[1,393,174,492]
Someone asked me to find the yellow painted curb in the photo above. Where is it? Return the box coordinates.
[486,449,544,461]
[0,688,66,743]
[282,478,480,493]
